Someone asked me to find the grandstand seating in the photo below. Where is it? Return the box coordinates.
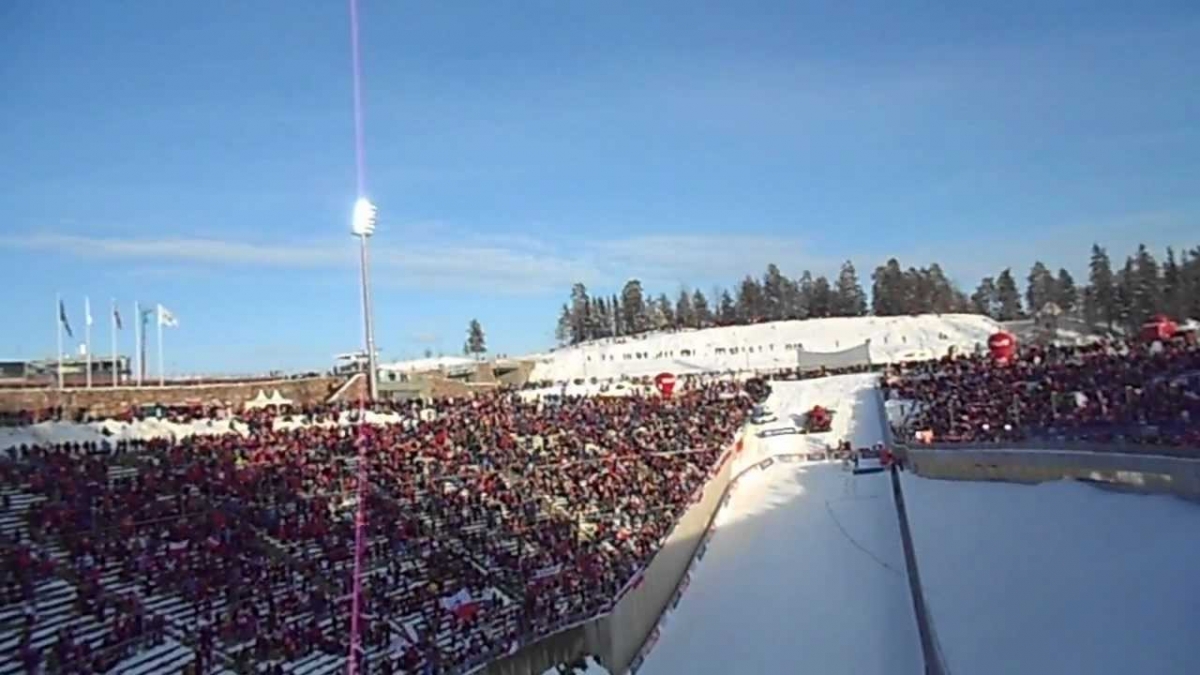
[1,382,760,674]
[884,339,1200,448]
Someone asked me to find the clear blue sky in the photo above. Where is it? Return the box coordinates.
[2,1,1197,373]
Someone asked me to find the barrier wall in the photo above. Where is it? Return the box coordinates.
[601,447,735,673]
[481,621,606,675]
[889,468,945,675]
[905,445,1200,500]
[876,387,946,675]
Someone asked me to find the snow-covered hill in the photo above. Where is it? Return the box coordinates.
[527,314,1001,383]
[378,356,477,373]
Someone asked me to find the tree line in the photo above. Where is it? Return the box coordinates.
[553,243,1200,345]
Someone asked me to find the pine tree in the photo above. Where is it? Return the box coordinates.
[646,296,668,331]
[583,295,597,338]
[1131,243,1161,326]
[924,263,959,314]
[797,272,815,318]
[1025,261,1055,314]
[1162,248,1183,320]
[620,279,647,335]
[971,277,997,317]
[1087,244,1117,328]
[692,289,713,328]
[782,277,803,320]
[610,294,622,336]
[736,276,765,323]
[1183,248,1200,320]
[569,283,591,344]
[762,264,787,321]
[902,267,930,314]
[833,260,867,317]
[994,268,1023,320]
[717,290,737,325]
[555,304,571,345]
[1055,269,1078,314]
[809,276,834,318]
[465,319,486,357]
[871,259,906,316]
[595,297,612,339]
[656,293,676,329]
[675,289,694,329]
[1115,256,1136,331]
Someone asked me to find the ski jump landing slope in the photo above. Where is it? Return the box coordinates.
[903,473,1200,675]
[640,375,922,675]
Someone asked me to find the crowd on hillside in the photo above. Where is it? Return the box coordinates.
[884,338,1200,447]
[0,381,762,674]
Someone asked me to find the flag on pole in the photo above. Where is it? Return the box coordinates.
[59,300,74,338]
[85,297,93,326]
[158,305,178,327]
[113,302,123,330]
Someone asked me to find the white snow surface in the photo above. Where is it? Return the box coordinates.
[641,374,922,674]
[0,417,250,450]
[0,410,418,451]
[528,313,1000,382]
[378,355,477,373]
[902,472,1200,675]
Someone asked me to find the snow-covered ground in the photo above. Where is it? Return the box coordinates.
[640,374,922,674]
[528,314,1000,382]
[0,409,419,451]
[0,417,251,450]
[902,473,1200,675]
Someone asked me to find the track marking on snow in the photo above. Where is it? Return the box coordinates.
[822,498,904,577]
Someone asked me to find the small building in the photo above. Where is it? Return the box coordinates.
[0,356,131,387]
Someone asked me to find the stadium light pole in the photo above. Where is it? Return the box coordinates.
[352,196,379,401]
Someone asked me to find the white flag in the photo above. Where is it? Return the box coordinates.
[157,304,179,327]
[85,296,93,326]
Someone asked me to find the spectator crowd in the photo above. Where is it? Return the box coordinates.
[884,338,1200,448]
[1,379,764,674]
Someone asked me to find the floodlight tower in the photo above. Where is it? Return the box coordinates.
[352,196,379,401]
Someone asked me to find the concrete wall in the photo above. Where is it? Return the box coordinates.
[601,448,735,674]
[481,621,606,675]
[905,445,1200,499]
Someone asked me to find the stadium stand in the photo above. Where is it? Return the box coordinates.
[0,379,764,674]
[883,338,1200,448]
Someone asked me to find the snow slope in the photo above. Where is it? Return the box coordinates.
[528,314,999,382]
[902,473,1200,675]
[640,375,922,674]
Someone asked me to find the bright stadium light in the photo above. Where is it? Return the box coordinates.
[353,197,379,400]
[351,197,377,236]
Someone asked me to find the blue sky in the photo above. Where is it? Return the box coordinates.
[2,1,1198,374]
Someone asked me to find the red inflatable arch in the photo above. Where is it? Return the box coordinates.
[988,331,1017,364]
[654,372,677,398]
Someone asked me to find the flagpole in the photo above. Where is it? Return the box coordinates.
[157,304,165,387]
[111,299,118,387]
[134,301,142,387]
[56,293,64,390]
[85,296,92,389]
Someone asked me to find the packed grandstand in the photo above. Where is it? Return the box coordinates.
[2,318,1197,674]
[1,376,766,674]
